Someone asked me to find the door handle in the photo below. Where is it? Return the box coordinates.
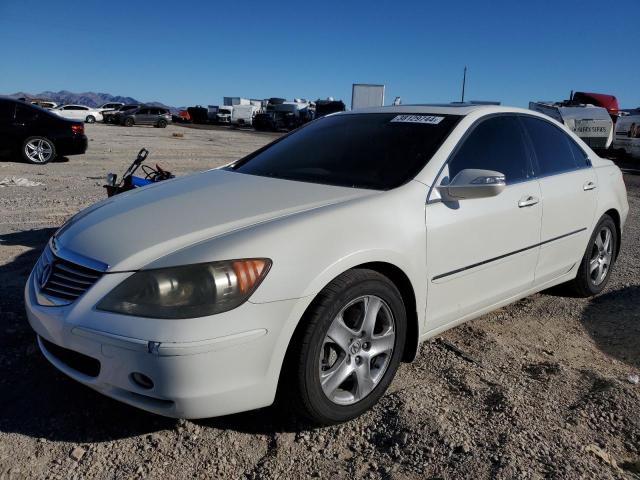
[583,181,597,191]
[518,195,539,208]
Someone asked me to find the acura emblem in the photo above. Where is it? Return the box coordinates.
[40,263,53,289]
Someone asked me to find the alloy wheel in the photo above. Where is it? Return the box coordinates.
[319,295,395,405]
[25,139,53,163]
[589,226,613,286]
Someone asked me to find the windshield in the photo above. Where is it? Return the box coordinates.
[230,113,461,190]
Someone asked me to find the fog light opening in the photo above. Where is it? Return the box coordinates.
[130,372,154,390]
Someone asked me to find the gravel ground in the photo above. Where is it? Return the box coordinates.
[0,123,639,479]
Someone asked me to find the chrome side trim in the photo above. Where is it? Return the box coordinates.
[431,228,587,281]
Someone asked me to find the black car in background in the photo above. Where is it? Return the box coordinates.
[0,98,87,164]
[103,104,140,124]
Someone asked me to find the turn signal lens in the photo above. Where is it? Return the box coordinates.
[233,259,268,293]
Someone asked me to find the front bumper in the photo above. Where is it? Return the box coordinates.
[25,269,304,418]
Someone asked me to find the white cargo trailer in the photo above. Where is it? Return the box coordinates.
[351,84,385,110]
[231,104,260,126]
[529,101,614,150]
[223,97,251,106]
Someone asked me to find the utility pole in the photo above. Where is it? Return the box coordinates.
[461,66,467,103]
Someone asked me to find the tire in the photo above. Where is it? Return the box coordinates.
[157,119,167,128]
[22,136,56,164]
[567,214,618,297]
[282,269,407,425]
[85,115,95,123]
[124,117,134,127]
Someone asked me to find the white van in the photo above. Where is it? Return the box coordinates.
[231,104,260,126]
[529,102,613,150]
[613,112,640,160]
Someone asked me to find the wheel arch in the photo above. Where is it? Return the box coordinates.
[353,262,419,362]
[283,261,420,368]
[603,208,622,259]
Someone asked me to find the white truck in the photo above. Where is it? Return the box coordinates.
[613,111,640,160]
[231,104,260,127]
[216,106,233,124]
[529,101,613,151]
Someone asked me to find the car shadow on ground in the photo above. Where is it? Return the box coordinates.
[580,285,640,368]
[0,154,69,164]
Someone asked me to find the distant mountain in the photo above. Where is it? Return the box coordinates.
[5,90,177,112]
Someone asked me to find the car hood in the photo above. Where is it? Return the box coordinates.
[55,169,375,272]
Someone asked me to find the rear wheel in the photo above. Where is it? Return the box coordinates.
[282,269,406,424]
[22,136,56,164]
[568,214,618,297]
[85,115,95,123]
[124,117,134,127]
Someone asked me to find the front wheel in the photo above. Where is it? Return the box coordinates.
[124,117,134,127]
[22,136,56,164]
[282,269,406,425]
[85,115,95,123]
[568,214,618,297]
[157,119,167,128]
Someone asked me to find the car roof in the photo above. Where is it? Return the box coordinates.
[339,104,532,116]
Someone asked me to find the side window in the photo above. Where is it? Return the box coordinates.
[138,108,149,115]
[447,116,532,184]
[568,139,590,167]
[0,101,15,124]
[15,104,39,122]
[520,116,581,176]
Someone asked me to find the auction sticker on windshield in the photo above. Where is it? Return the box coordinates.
[390,115,444,124]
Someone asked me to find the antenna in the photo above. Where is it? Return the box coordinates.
[461,66,467,103]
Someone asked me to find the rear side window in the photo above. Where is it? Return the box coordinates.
[0,101,15,123]
[15,103,39,122]
[568,140,590,167]
[520,116,585,175]
[448,116,532,184]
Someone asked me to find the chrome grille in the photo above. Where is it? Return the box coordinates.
[35,245,103,303]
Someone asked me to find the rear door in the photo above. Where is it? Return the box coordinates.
[136,108,152,124]
[0,100,17,156]
[519,115,598,285]
[426,115,542,329]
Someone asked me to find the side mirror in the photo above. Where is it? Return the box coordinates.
[438,168,506,200]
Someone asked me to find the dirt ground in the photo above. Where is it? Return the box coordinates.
[0,123,639,479]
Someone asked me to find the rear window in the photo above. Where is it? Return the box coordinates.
[15,103,41,122]
[0,101,15,122]
[521,116,587,175]
[230,113,461,190]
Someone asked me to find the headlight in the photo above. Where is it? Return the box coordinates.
[96,259,271,319]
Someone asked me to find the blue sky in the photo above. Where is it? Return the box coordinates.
[1,0,638,108]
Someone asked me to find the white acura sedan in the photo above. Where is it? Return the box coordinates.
[53,104,104,123]
[25,105,629,424]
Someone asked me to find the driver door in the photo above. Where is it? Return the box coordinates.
[425,115,542,330]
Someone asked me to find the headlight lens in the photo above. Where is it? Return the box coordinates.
[96,259,271,319]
